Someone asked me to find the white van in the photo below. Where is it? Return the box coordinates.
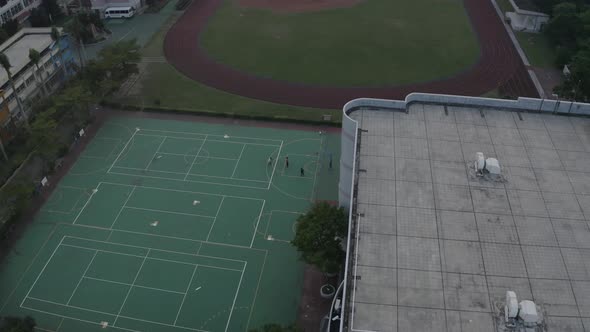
[104,6,135,19]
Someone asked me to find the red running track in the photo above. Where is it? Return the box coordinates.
[164,0,538,109]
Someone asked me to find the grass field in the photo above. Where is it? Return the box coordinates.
[200,0,480,86]
[114,12,340,123]
[0,115,340,331]
[514,31,556,68]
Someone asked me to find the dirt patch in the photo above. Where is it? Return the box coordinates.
[532,66,563,98]
[297,264,337,331]
[237,0,363,13]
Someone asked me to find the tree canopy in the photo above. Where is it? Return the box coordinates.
[0,316,35,332]
[291,201,347,274]
[543,0,590,100]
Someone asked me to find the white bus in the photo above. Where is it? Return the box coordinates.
[104,6,135,19]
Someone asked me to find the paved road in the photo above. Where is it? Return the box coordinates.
[85,1,176,60]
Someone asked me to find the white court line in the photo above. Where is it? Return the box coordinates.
[71,188,99,225]
[158,152,238,161]
[310,136,323,202]
[83,276,186,295]
[59,243,243,272]
[109,186,136,229]
[123,206,215,219]
[23,297,209,332]
[108,171,269,190]
[114,249,150,327]
[245,251,267,330]
[66,250,98,305]
[230,145,246,178]
[22,305,141,332]
[138,129,282,143]
[99,181,265,202]
[263,210,303,238]
[206,196,225,242]
[267,141,283,189]
[108,128,140,173]
[250,200,266,248]
[137,133,280,148]
[62,222,266,253]
[144,136,167,171]
[1,226,58,312]
[112,165,268,183]
[64,236,247,263]
[225,262,246,332]
[174,265,198,325]
[20,237,65,307]
[185,135,208,181]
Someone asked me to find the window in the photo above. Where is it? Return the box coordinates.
[25,75,34,85]
[15,84,24,93]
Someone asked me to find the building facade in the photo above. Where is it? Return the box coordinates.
[0,0,42,25]
[0,27,75,141]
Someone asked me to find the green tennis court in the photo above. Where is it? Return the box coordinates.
[0,115,340,332]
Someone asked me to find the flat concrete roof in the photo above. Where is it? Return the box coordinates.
[0,28,54,88]
[347,103,590,331]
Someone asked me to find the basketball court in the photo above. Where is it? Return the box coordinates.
[0,115,339,332]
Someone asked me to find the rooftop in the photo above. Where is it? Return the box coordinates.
[0,28,56,88]
[346,103,590,331]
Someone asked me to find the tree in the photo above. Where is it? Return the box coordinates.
[97,39,140,83]
[28,49,49,98]
[1,19,18,37]
[545,2,580,50]
[0,53,29,129]
[64,16,85,67]
[28,107,59,159]
[28,7,51,27]
[0,315,35,332]
[555,42,590,100]
[291,201,347,274]
[41,0,62,21]
[249,324,301,332]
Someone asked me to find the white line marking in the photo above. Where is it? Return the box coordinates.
[245,251,266,330]
[174,265,198,325]
[136,133,280,148]
[185,135,207,181]
[231,145,246,178]
[157,152,238,160]
[99,181,265,201]
[144,136,166,171]
[108,128,140,173]
[64,236,247,263]
[206,196,225,242]
[66,250,97,304]
[138,129,282,143]
[59,243,243,272]
[225,262,246,332]
[83,276,186,295]
[22,305,140,332]
[107,171,268,190]
[113,249,150,326]
[72,188,98,225]
[109,186,136,229]
[250,200,266,248]
[20,237,65,307]
[22,298,209,332]
[267,141,283,189]
[111,166,268,183]
[194,286,201,291]
[123,206,215,219]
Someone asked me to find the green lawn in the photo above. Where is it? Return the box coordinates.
[200,0,480,86]
[495,0,514,14]
[514,31,556,68]
[114,13,340,123]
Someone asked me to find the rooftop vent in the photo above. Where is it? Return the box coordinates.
[474,152,501,176]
